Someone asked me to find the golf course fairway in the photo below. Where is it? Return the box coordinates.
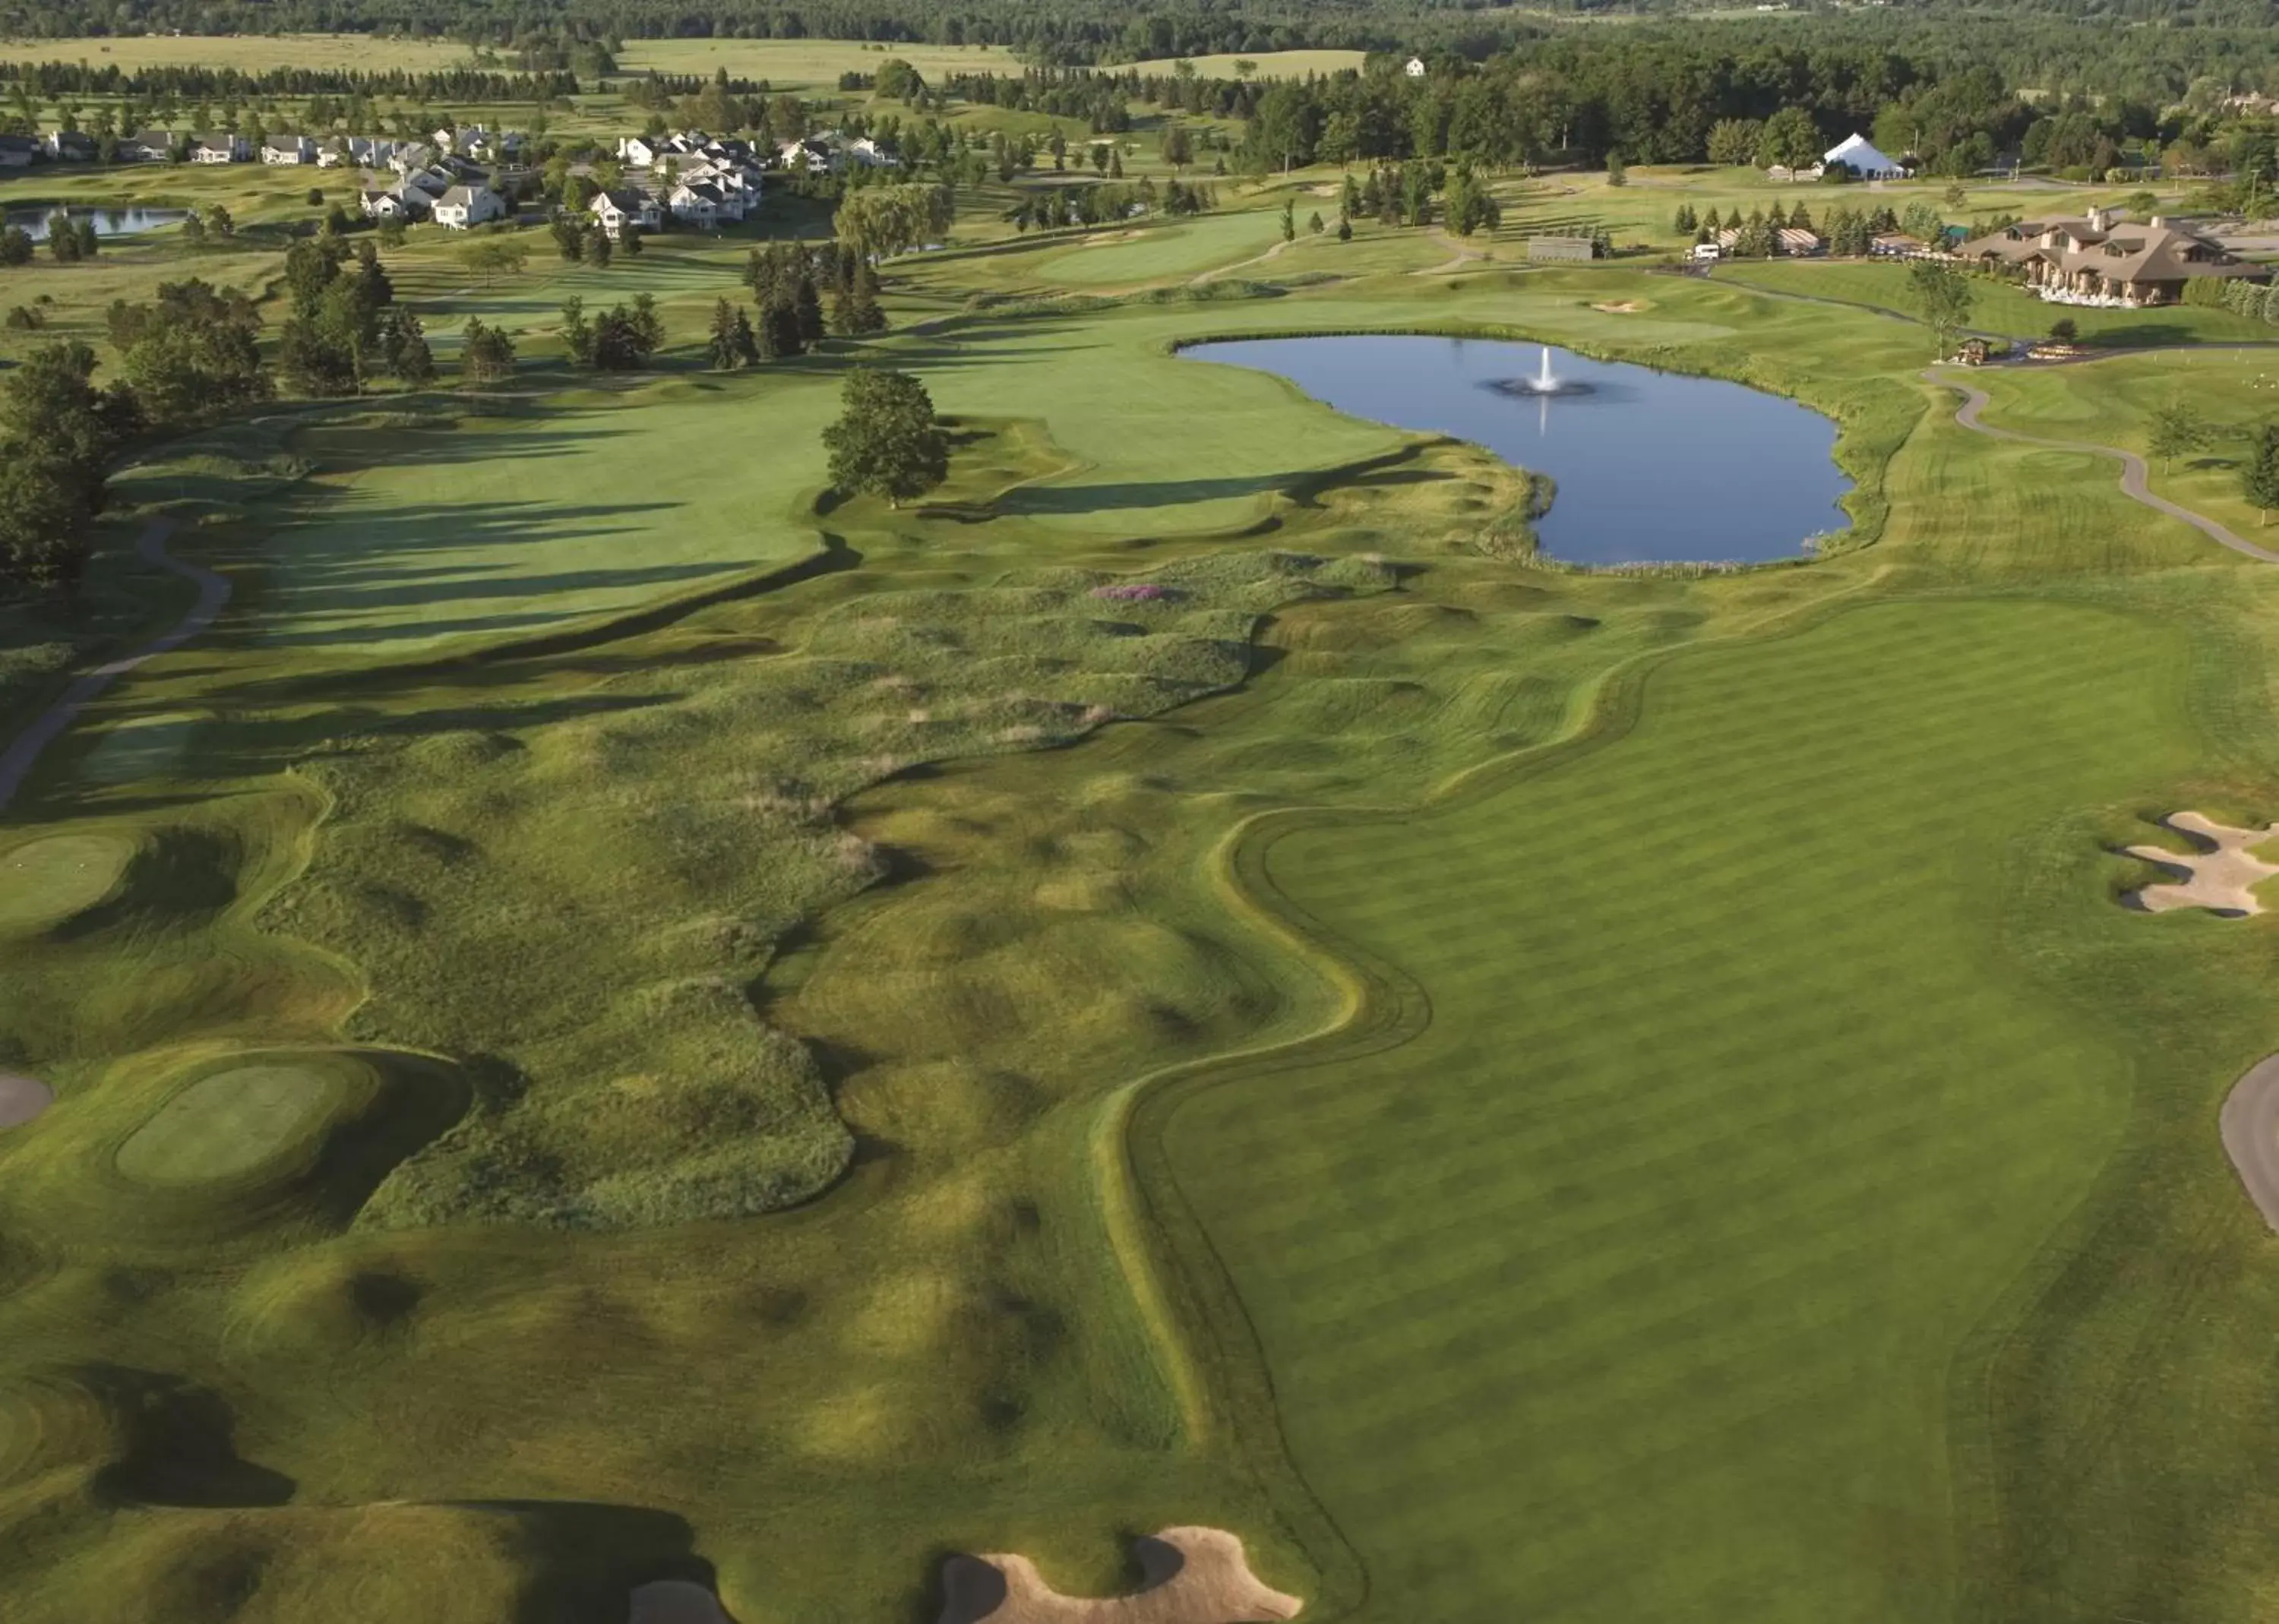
[1154,598,2197,1622]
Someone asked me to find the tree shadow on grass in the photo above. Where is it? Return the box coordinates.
[993,472,1299,516]
[2084,322,2199,349]
[79,1363,298,1509]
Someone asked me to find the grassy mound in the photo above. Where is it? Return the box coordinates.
[0,834,136,934]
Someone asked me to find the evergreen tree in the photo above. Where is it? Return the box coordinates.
[708,298,757,368]
[590,229,613,269]
[560,295,595,366]
[460,318,517,385]
[793,267,824,347]
[2246,423,2279,524]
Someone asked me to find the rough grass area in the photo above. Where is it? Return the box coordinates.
[273,532,1399,1230]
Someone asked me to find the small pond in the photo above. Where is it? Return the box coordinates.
[1183,335,1852,565]
[5,205,190,241]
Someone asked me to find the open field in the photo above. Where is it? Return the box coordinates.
[0,31,476,71]
[1108,50,1369,80]
[618,37,1011,88]
[9,150,2279,1624]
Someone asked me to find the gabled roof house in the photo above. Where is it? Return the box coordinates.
[1960,208,2265,306]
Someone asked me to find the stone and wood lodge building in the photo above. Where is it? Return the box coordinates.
[1959,209,2265,305]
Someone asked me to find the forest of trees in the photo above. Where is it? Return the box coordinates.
[10,0,2279,82]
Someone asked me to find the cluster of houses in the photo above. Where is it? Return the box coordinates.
[0,122,522,175]
[358,131,526,229]
[582,129,893,235]
[2,116,904,236]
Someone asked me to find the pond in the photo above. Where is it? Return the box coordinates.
[1182,334,1852,566]
[5,205,190,241]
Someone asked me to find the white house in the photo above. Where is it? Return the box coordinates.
[44,130,96,162]
[776,131,897,175]
[431,184,506,229]
[590,187,663,239]
[433,125,516,161]
[190,134,244,164]
[618,133,664,168]
[261,134,317,165]
[361,187,426,221]
[1403,55,1427,77]
[118,131,174,163]
[1824,132,1904,180]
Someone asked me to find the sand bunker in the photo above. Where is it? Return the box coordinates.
[627,1579,734,1624]
[0,1074,52,1130]
[938,1527,1300,1624]
[2123,812,2279,915]
[1592,300,1648,313]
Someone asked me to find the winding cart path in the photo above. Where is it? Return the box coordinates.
[1935,372,2279,564]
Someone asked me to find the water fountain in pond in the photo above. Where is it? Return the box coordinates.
[1487,346,1597,399]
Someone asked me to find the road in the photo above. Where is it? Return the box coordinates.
[0,519,229,814]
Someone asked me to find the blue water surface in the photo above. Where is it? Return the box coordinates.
[1184,334,1852,565]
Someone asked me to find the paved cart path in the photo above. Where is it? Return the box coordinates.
[1936,372,2279,564]
[0,520,228,815]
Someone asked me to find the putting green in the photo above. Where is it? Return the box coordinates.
[116,1060,355,1186]
[0,835,134,932]
[1158,597,2195,1622]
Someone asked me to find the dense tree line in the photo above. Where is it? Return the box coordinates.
[0,61,578,102]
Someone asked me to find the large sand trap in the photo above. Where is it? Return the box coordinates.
[937,1527,1300,1624]
[0,1073,52,1130]
[2123,812,2279,915]
[627,1579,734,1623]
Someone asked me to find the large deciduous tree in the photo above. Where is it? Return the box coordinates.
[822,367,948,507]
[1908,260,1974,359]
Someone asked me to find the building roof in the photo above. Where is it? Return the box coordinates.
[1825,133,1901,175]
[1961,212,2259,287]
[435,184,492,207]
